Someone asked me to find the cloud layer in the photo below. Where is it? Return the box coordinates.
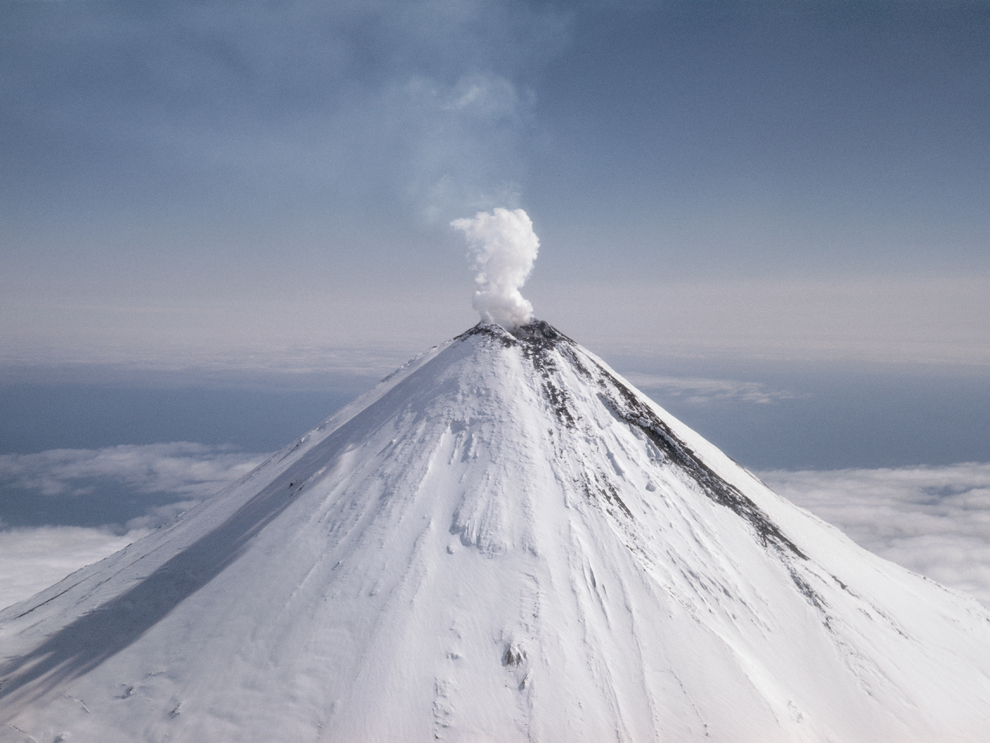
[0,443,267,609]
[0,526,154,612]
[623,373,802,405]
[0,443,264,502]
[761,463,990,607]
[3,441,988,611]
[0,443,267,533]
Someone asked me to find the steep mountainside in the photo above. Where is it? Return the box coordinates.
[2,321,990,742]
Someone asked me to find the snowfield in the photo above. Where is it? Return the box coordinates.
[2,321,989,742]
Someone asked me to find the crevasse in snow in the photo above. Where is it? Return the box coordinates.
[2,321,990,742]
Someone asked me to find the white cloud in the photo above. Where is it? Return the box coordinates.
[0,443,266,500]
[0,443,268,609]
[0,526,153,611]
[623,373,801,405]
[760,463,990,607]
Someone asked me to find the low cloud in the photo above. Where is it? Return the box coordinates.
[3,444,989,614]
[0,443,265,501]
[624,373,801,405]
[0,443,268,609]
[0,443,267,536]
[761,462,990,607]
[0,526,154,611]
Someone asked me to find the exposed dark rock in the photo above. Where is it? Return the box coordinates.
[461,319,804,559]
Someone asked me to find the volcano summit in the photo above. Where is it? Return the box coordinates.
[2,321,990,742]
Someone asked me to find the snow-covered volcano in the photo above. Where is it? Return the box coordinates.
[2,321,990,742]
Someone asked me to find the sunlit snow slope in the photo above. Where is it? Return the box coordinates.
[2,321,990,742]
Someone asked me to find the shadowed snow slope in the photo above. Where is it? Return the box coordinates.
[2,321,990,742]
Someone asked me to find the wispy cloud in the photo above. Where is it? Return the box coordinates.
[0,1,567,225]
[760,463,990,607]
[623,373,801,405]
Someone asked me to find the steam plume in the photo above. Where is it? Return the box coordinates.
[451,208,540,330]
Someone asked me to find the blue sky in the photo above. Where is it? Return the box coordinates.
[2,0,988,367]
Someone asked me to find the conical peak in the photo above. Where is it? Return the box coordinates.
[4,322,990,742]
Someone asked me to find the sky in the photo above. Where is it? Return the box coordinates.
[2,0,989,365]
[1,1,989,608]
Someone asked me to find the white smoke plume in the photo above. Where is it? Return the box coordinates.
[451,207,540,330]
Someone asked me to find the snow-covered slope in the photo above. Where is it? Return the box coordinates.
[2,321,990,742]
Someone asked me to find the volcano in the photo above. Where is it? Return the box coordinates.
[2,321,989,742]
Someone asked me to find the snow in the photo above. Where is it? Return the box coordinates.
[2,321,990,742]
